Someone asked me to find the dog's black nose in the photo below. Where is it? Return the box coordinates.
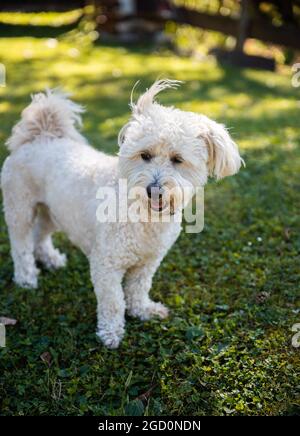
[146,182,162,199]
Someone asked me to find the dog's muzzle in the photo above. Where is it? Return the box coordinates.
[146,182,166,212]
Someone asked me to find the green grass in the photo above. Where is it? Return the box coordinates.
[0,10,83,26]
[0,29,299,416]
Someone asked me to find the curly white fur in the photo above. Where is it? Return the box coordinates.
[1,80,243,348]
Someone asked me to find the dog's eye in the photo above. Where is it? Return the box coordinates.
[141,151,152,162]
[171,155,184,164]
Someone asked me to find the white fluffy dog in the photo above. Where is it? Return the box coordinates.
[1,80,243,348]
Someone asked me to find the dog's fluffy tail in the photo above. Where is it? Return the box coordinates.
[6,90,86,152]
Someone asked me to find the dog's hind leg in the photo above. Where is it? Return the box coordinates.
[34,205,66,270]
[2,168,39,288]
[124,261,169,321]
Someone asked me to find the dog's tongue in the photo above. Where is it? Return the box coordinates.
[151,199,161,210]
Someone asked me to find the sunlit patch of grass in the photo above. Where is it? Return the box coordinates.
[0,10,83,26]
[0,101,11,113]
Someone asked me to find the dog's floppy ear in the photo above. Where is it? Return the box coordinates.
[201,116,244,180]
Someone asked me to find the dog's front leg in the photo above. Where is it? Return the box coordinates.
[90,255,126,349]
[124,261,169,321]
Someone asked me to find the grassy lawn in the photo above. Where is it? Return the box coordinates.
[0,28,299,416]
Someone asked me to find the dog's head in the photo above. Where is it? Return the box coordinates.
[118,79,243,216]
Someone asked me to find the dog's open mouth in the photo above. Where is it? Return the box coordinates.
[149,198,167,212]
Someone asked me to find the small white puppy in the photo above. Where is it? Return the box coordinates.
[1,80,243,348]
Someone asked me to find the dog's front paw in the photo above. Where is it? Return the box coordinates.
[14,266,40,289]
[35,247,67,270]
[96,326,125,349]
[129,301,169,321]
[47,250,67,270]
